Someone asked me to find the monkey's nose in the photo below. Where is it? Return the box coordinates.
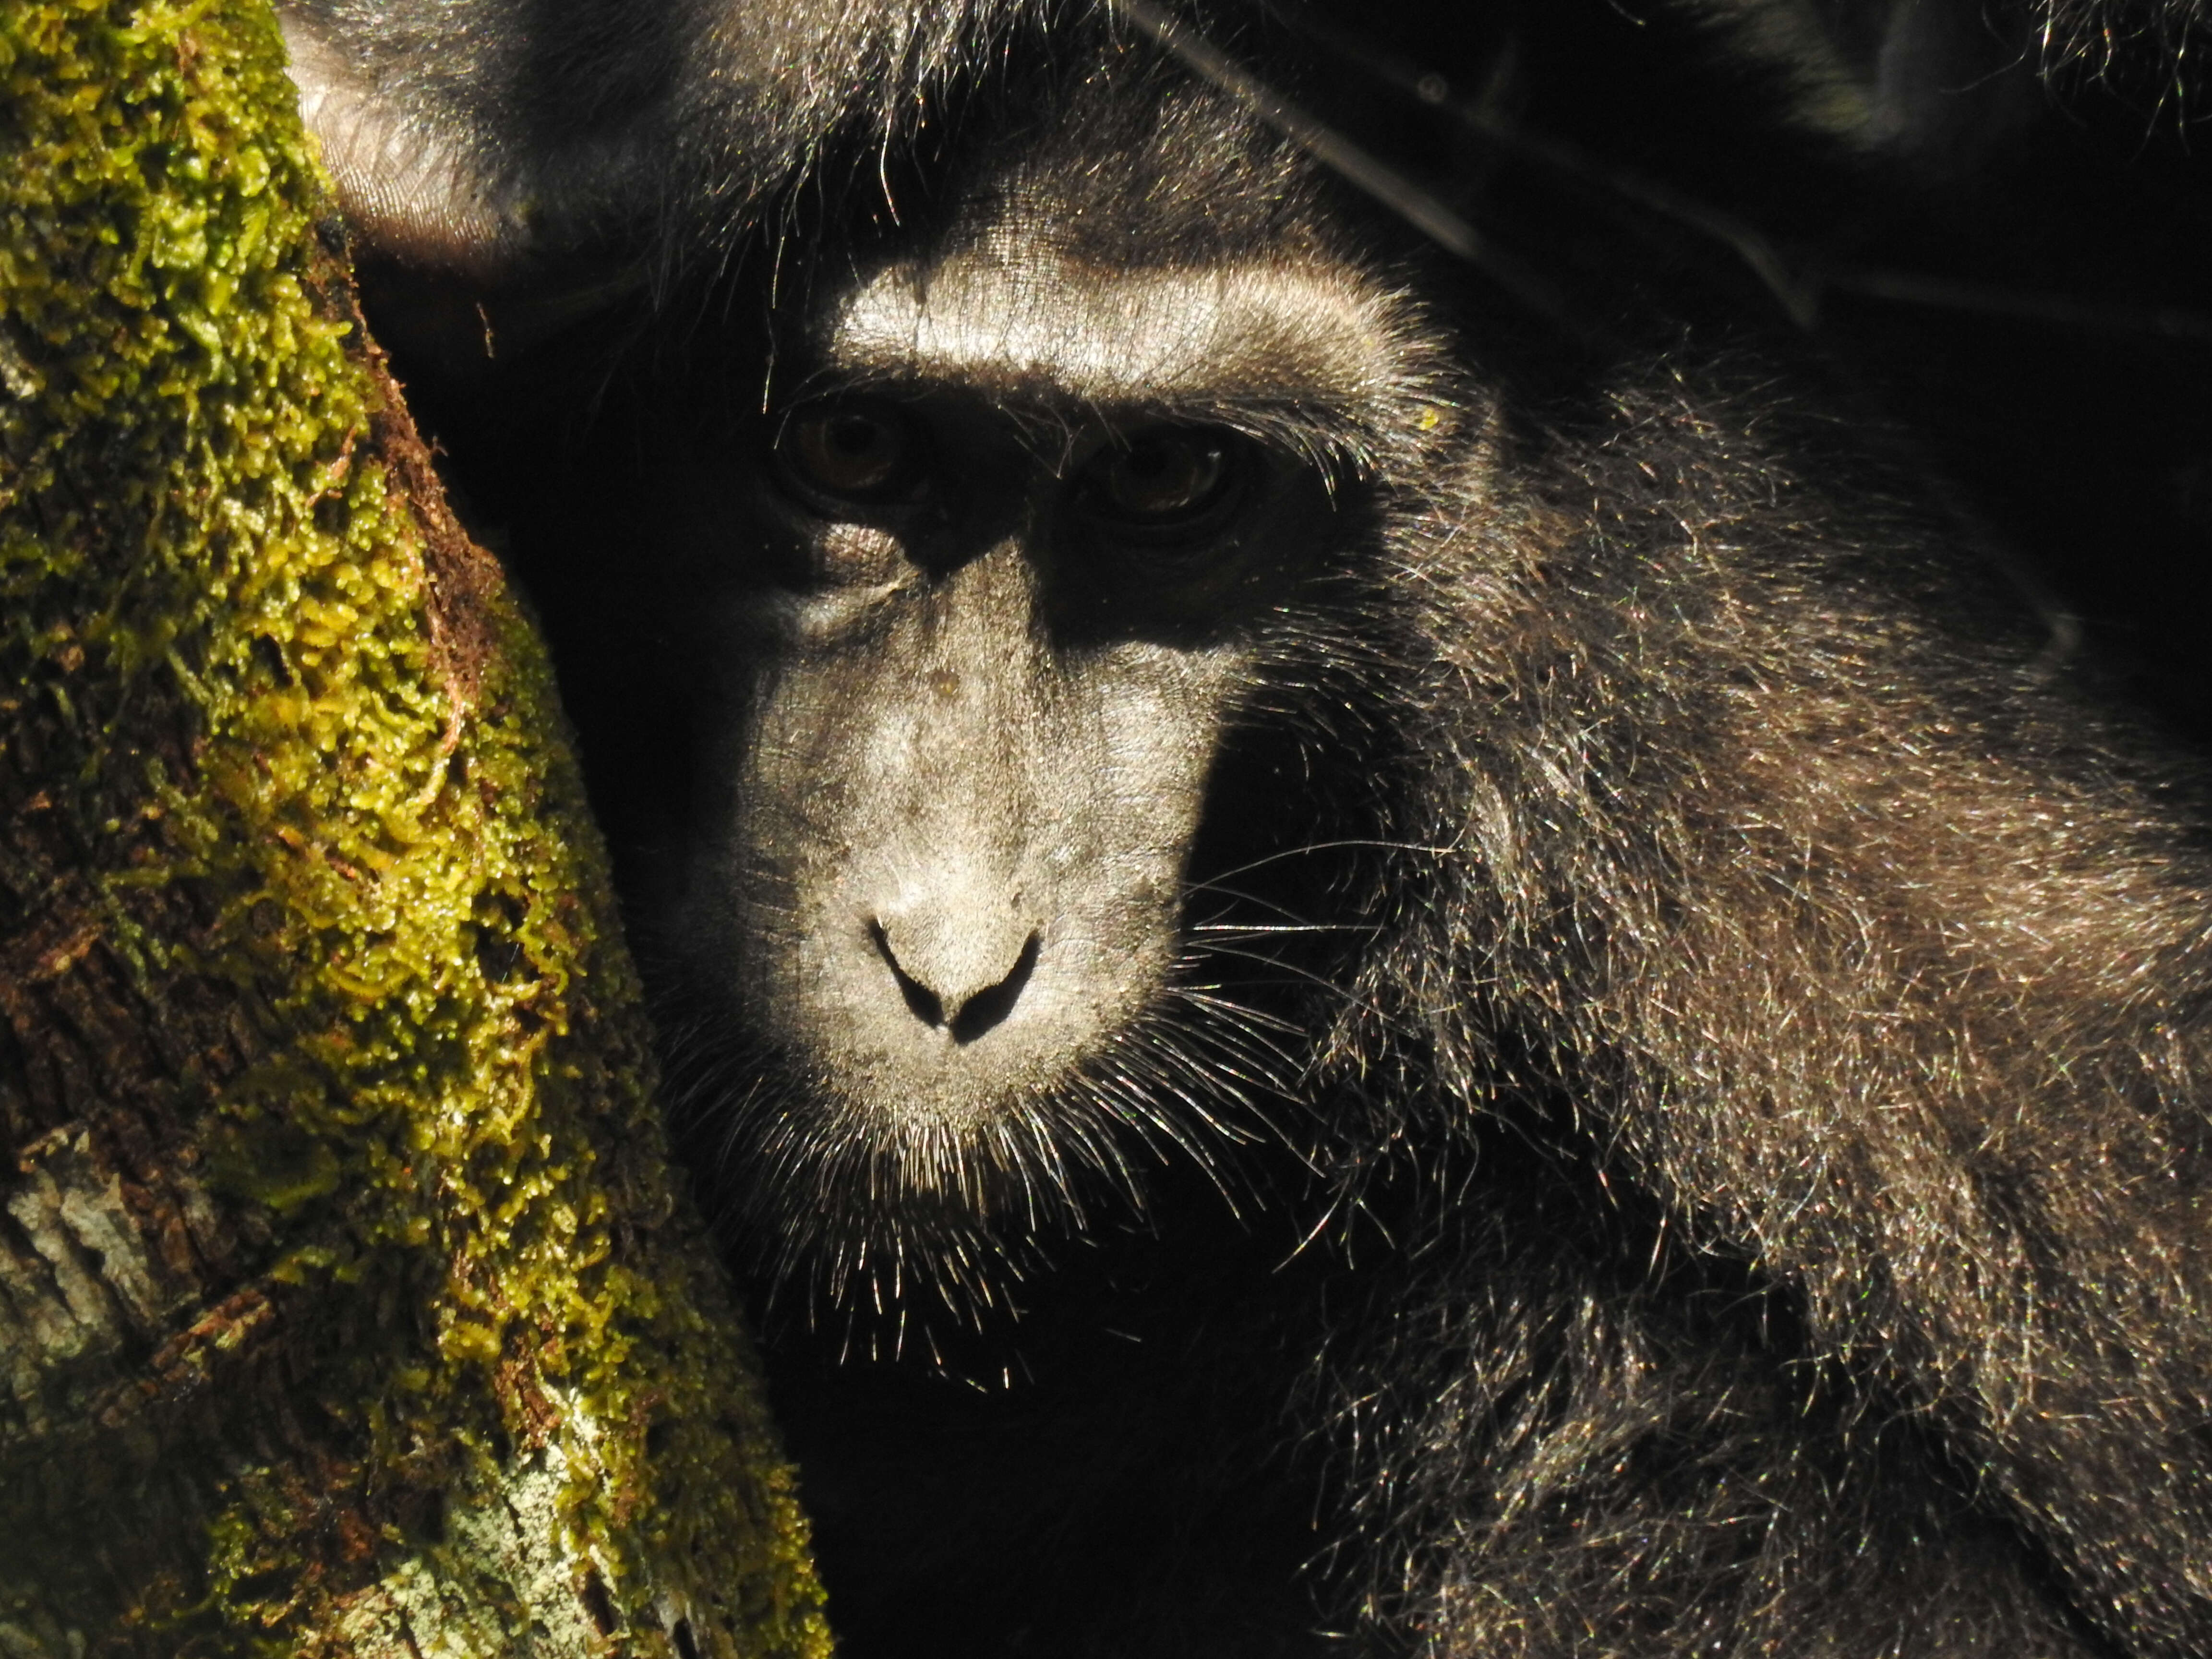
[869,911,1040,1043]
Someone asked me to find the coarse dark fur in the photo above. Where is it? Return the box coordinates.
[284,4,2212,1656]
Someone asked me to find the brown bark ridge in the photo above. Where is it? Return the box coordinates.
[0,1,833,1654]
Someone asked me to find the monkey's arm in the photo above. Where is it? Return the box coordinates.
[272,0,1046,280]
[1413,384,2212,1655]
[1344,1200,2110,1658]
[276,1,543,276]
[1640,719,2212,1657]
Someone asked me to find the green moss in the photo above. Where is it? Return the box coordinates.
[0,1,830,1653]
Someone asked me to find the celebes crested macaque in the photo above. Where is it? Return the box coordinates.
[281,0,2212,1654]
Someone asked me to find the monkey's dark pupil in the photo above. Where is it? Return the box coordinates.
[1105,435,1226,518]
[829,419,878,455]
[790,407,904,496]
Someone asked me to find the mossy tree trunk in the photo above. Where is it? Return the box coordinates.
[0,1,830,1654]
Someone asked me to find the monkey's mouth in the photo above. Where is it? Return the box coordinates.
[650,899,1298,1313]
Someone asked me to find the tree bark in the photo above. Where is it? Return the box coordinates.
[0,2,830,1654]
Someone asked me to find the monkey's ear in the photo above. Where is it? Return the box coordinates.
[278,7,543,282]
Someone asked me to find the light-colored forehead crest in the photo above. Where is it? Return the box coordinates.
[823,235,1419,411]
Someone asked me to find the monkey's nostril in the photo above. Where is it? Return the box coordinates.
[869,920,1039,1042]
[947,932,1039,1043]
[873,922,947,1027]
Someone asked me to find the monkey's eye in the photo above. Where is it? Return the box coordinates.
[775,401,923,506]
[1080,427,1245,534]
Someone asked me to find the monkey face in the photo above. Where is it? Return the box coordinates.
[712,420,1250,1071]
[614,174,1445,1289]
[713,401,1282,1128]
[459,81,1462,1305]
[664,279,1338,1228]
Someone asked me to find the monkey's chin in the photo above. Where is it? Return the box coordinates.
[676,982,1274,1320]
[745,1016,1154,1216]
[702,1062,1152,1322]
